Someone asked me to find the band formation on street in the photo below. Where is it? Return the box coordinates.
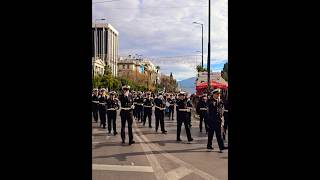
[92,85,229,153]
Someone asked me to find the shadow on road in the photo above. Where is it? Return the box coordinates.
[93,146,212,161]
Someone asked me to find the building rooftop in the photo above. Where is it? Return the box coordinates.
[92,23,119,35]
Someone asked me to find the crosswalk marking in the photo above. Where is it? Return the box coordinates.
[134,122,168,180]
[92,164,154,172]
[165,166,193,180]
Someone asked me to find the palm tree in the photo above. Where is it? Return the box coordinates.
[196,64,207,73]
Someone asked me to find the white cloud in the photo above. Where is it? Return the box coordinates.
[93,0,228,80]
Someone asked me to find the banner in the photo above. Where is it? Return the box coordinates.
[197,72,221,84]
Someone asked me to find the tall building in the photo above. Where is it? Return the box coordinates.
[92,23,119,77]
[92,57,105,76]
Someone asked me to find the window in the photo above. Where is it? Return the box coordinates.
[122,64,125,69]
[127,64,129,69]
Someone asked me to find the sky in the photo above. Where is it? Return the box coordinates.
[93,0,228,81]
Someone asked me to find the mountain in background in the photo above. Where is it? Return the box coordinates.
[178,77,196,94]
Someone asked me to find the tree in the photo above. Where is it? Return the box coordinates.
[196,64,207,72]
[104,65,112,75]
[160,74,178,93]
[221,62,228,81]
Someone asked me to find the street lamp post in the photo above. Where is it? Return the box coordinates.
[207,0,211,91]
[193,22,204,68]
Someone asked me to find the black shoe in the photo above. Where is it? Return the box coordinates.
[176,139,182,142]
[122,140,125,144]
[103,127,106,129]
[223,146,228,150]
[200,129,202,132]
[129,141,135,145]
[162,131,167,134]
[188,138,193,142]
[114,132,118,135]
[149,126,152,128]
[218,150,223,153]
[207,146,214,150]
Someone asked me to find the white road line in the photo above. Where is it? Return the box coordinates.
[92,164,153,172]
[133,122,168,180]
[147,142,219,180]
[134,122,220,180]
[165,166,193,180]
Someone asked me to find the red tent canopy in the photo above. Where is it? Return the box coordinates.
[196,80,228,91]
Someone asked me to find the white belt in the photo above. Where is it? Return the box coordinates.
[136,103,143,106]
[144,106,152,108]
[179,109,190,112]
[155,106,166,110]
[200,108,207,111]
[107,108,117,111]
[121,107,132,110]
[99,103,106,105]
[224,110,228,112]
[92,101,99,103]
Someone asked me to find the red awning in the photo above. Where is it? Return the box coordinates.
[196,80,228,90]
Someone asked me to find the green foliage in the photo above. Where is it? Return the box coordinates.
[196,64,207,72]
[221,62,228,81]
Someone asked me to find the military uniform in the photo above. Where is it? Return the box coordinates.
[176,92,193,142]
[98,89,107,129]
[186,97,193,127]
[222,96,228,140]
[143,94,154,128]
[167,96,175,120]
[106,92,119,135]
[196,96,209,133]
[154,94,167,133]
[207,89,227,152]
[132,92,137,119]
[118,86,135,145]
[135,93,144,122]
[92,89,99,123]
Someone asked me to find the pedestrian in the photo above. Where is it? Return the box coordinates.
[196,94,209,133]
[92,88,99,123]
[106,91,119,135]
[118,85,135,145]
[154,92,167,134]
[143,92,153,128]
[98,88,107,129]
[206,89,228,153]
[176,92,193,143]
